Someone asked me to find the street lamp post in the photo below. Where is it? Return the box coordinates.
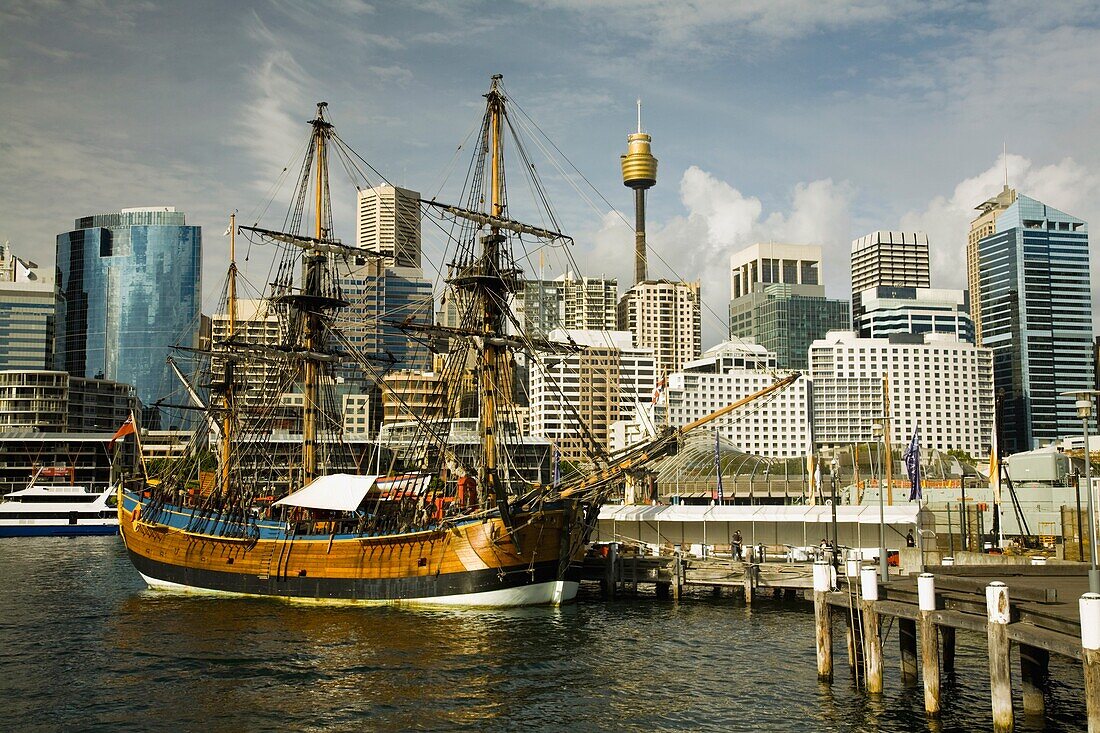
[1077,396,1100,594]
[1064,390,1100,595]
[873,422,887,582]
[830,457,839,572]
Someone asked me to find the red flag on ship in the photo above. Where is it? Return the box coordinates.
[109,413,136,448]
[652,373,667,405]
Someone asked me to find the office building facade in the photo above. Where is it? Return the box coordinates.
[0,370,136,433]
[0,242,56,370]
[977,194,1094,450]
[730,242,821,299]
[529,330,655,465]
[728,283,849,371]
[55,208,201,428]
[809,331,994,455]
[855,286,974,343]
[662,342,811,458]
[968,186,1017,344]
[618,280,701,377]
[850,231,930,327]
[337,257,434,378]
[356,185,421,269]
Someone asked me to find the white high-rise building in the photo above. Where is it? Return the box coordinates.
[355,185,421,269]
[529,329,655,466]
[730,242,821,299]
[509,272,618,338]
[809,331,994,455]
[850,231,930,327]
[617,280,701,378]
[560,272,617,331]
[661,342,811,458]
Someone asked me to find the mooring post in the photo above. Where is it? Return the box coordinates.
[605,542,618,600]
[918,573,940,717]
[672,553,682,601]
[1020,644,1049,718]
[743,563,756,605]
[861,565,883,694]
[987,581,1013,733]
[899,617,918,686]
[1082,593,1100,733]
[813,560,833,682]
[941,626,956,676]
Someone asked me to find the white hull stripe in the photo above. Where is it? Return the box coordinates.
[137,572,578,608]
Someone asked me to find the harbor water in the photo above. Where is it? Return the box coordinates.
[0,536,1087,731]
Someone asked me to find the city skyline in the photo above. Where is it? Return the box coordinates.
[2,2,1100,347]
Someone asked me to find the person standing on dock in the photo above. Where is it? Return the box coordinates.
[733,530,743,561]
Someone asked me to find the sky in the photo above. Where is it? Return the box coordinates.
[3,0,1100,346]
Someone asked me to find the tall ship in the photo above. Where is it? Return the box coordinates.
[117,76,795,606]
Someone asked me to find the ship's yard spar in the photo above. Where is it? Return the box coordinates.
[136,76,800,551]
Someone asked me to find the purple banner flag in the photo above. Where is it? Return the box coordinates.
[903,428,921,501]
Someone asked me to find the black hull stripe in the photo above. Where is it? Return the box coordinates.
[128,550,578,601]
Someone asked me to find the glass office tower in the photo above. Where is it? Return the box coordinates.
[978,194,1094,451]
[55,208,201,429]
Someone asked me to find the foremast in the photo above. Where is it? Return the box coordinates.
[221,213,237,498]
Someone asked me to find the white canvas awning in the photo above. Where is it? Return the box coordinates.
[273,474,378,512]
[596,502,923,552]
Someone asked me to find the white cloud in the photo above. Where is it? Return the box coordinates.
[232,15,315,191]
[900,154,1100,291]
[517,0,910,60]
[576,166,854,346]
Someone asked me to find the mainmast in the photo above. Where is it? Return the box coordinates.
[301,102,333,484]
[479,75,512,518]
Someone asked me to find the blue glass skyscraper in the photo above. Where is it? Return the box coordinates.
[978,194,1094,451]
[55,208,201,429]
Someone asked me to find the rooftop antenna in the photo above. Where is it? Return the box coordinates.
[1003,140,1009,188]
[637,98,642,134]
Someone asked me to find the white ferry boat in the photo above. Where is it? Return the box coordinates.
[0,479,118,537]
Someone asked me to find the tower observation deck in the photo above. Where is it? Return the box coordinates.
[620,100,658,286]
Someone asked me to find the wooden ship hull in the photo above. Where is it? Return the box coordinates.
[118,488,587,606]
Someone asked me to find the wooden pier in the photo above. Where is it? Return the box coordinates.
[582,543,1100,730]
[816,560,1100,732]
[580,544,811,602]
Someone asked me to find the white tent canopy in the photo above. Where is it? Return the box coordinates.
[598,504,919,525]
[596,503,923,553]
[273,474,378,512]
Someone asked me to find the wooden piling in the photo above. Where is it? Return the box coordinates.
[1082,593,1100,733]
[918,573,940,718]
[941,626,956,676]
[987,581,1013,733]
[1019,644,1048,718]
[743,564,756,606]
[605,543,618,600]
[860,566,883,694]
[899,618,918,686]
[671,555,682,601]
[813,560,833,682]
